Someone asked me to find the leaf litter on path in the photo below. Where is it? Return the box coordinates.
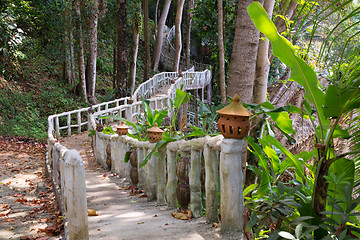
[0,136,63,239]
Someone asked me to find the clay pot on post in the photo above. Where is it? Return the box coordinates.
[216,94,253,139]
[176,153,190,211]
[147,123,164,143]
[116,121,129,135]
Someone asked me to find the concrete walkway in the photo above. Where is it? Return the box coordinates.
[61,133,238,240]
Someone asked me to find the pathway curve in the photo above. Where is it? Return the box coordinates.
[61,133,233,240]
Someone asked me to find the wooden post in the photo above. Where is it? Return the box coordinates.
[204,143,219,223]
[220,138,245,233]
[63,150,89,240]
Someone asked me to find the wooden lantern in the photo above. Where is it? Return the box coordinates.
[116,121,129,135]
[216,94,253,139]
[147,123,164,143]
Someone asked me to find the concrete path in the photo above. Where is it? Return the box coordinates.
[61,133,240,240]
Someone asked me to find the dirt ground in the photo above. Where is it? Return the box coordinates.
[0,136,63,240]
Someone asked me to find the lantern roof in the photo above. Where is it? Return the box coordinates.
[216,94,253,117]
[147,123,164,133]
[118,121,129,129]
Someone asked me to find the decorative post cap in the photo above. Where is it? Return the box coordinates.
[216,94,253,139]
[116,121,129,135]
[147,123,164,143]
[216,94,253,117]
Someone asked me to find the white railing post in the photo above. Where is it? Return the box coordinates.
[157,149,166,205]
[137,147,146,189]
[67,114,71,136]
[94,133,109,169]
[146,143,158,201]
[190,140,204,218]
[204,136,221,223]
[63,150,89,240]
[77,111,81,133]
[220,138,245,233]
[166,147,177,209]
[55,117,60,139]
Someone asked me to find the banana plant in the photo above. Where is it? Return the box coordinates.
[248,1,360,231]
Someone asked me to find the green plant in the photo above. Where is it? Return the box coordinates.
[247,2,360,238]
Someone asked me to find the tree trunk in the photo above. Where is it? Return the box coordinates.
[129,21,140,95]
[116,0,127,98]
[153,0,171,72]
[253,0,276,104]
[74,0,87,101]
[155,0,160,37]
[143,0,151,81]
[218,0,226,103]
[185,0,194,69]
[87,0,99,103]
[113,47,117,89]
[227,0,263,104]
[64,0,75,85]
[173,0,185,72]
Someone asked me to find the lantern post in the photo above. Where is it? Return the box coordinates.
[216,94,252,233]
[146,123,165,202]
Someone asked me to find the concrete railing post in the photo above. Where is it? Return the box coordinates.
[94,133,109,169]
[146,143,158,201]
[157,149,166,205]
[166,148,177,209]
[63,150,89,240]
[220,138,245,233]
[137,147,146,189]
[204,143,219,223]
[190,147,202,218]
[110,137,128,176]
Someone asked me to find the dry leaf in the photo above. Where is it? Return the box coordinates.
[87,209,98,216]
[0,209,11,217]
[139,194,147,198]
[7,227,15,231]
[152,215,158,217]
[212,223,218,228]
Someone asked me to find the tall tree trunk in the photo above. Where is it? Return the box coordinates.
[252,0,276,104]
[143,0,151,81]
[185,0,193,69]
[227,0,263,103]
[154,0,160,37]
[87,0,99,104]
[116,0,127,98]
[64,0,75,85]
[113,47,117,89]
[74,0,87,101]
[129,21,140,95]
[218,0,226,103]
[173,0,185,72]
[153,0,171,72]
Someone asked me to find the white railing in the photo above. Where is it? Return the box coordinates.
[92,128,246,232]
[132,72,178,102]
[47,48,212,240]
